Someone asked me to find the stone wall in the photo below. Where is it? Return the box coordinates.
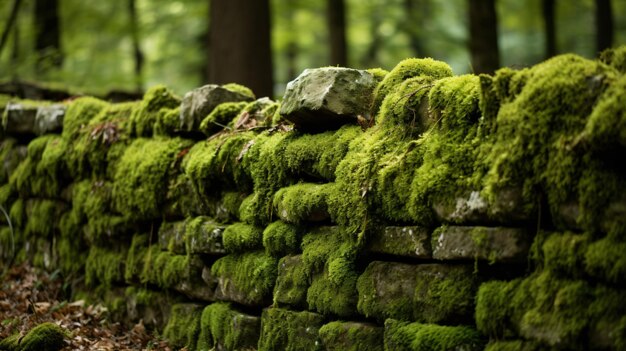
[1,47,625,351]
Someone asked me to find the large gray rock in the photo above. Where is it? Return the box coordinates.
[180,84,253,132]
[280,67,377,131]
[367,226,431,259]
[432,226,530,263]
[2,102,38,134]
[433,188,531,224]
[34,104,65,135]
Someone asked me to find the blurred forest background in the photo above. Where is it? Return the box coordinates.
[0,0,624,98]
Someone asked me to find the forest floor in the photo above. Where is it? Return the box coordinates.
[0,263,174,350]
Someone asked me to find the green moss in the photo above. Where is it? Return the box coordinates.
[140,246,190,288]
[371,57,452,115]
[9,199,24,229]
[199,101,247,136]
[377,75,435,130]
[85,246,127,287]
[484,340,546,351]
[0,138,25,185]
[55,235,86,275]
[584,236,626,285]
[258,308,324,351]
[222,83,256,100]
[163,303,203,351]
[384,320,483,351]
[273,255,309,308]
[273,182,334,224]
[319,321,382,351]
[130,85,181,137]
[10,322,66,351]
[366,67,389,83]
[583,74,626,149]
[183,216,225,254]
[263,220,302,256]
[62,96,109,140]
[475,280,521,338]
[0,334,19,350]
[24,199,66,238]
[153,107,180,136]
[198,302,260,351]
[112,137,192,219]
[125,234,149,283]
[222,222,263,252]
[541,232,589,277]
[599,45,626,73]
[231,98,278,130]
[211,251,277,305]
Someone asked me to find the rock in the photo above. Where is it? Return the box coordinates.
[2,101,38,134]
[158,220,186,254]
[184,216,226,255]
[180,84,253,132]
[432,226,530,263]
[198,303,261,351]
[319,321,383,351]
[384,320,484,351]
[163,303,204,350]
[212,252,277,306]
[367,226,431,259]
[280,67,377,132]
[258,308,324,351]
[273,255,308,308]
[34,104,66,135]
[174,255,216,301]
[125,288,178,330]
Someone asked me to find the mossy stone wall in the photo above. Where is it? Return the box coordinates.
[1,46,626,351]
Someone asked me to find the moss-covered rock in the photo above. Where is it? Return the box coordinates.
[222,222,263,253]
[273,255,308,308]
[367,226,431,259]
[273,182,335,224]
[163,303,203,351]
[319,321,383,351]
[85,245,127,287]
[184,216,226,255]
[257,307,324,351]
[212,251,277,306]
[130,85,180,137]
[0,322,66,351]
[180,84,253,133]
[384,320,484,351]
[263,220,302,257]
[197,302,261,351]
[199,101,248,136]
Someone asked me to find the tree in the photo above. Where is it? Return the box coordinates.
[542,0,556,58]
[33,0,63,72]
[327,0,348,66]
[208,0,273,98]
[0,0,22,56]
[595,0,613,53]
[402,0,428,58]
[468,0,500,74]
[128,0,144,92]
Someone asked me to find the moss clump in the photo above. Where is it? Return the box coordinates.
[599,45,626,73]
[582,74,626,150]
[231,98,278,130]
[211,251,277,305]
[140,246,190,288]
[85,246,127,287]
[163,303,203,351]
[153,106,180,136]
[366,67,389,83]
[273,255,309,308]
[1,322,66,351]
[24,199,66,238]
[384,320,483,351]
[222,83,256,100]
[319,321,383,351]
[484,340,546,351]
[541,232,589,277]
[62,97,109,140]
[199,101,248,136]
[183,216,225,254]
[258,308,324,351]
[197,302,260,351]
[112,137,192,219]
[273,182,335,224]
[371,57,453,115]
[130,85,181,137]
[263,220,302,257]
[222,222,263,253]
[584,236,626,285]
[0,138,25,185]
[377,75,435,130]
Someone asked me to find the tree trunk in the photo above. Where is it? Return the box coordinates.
[0,0,22,56]
[285,0,298,81]
[327,0,348,66]
[128,0,144,92]
[595,0,613,53]
[34,0,63,72]
[208,0,274,98]
[468,0,500,74]
[403,0,427,57]
[542,0,556,58]
[362,4,382,68]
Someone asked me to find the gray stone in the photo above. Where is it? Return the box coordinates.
[184,216,226,255]
[34,104,65,135]
[367,226,431,259]
[432,225,530,263]
[273,255,308,308]
[180,84,253,132]
[199,303,261,350]
[2,102,37,134]
[125,288,178,330]
[280,67,377,131]
[433,188,531,224]
[174,255,216,301]
[319,321,383,351]
[258,308,324,351]
[158,220,186,254]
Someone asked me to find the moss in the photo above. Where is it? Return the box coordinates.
[384,320,483,351]
[153,107,180,136]
[273,182,334,224]
[9,198,24,229]
[371,57,452,115]
[263,220,302,257]
[199,101,248,136]
[130,85,181,137]
[273,255,309,308]
[55,235,86,275]
[163,303,203,351]
[366,67,389,83]
[140,246,190,288]
[599,45,626,73]
[484,340,546,351]
[376,75,435,130]
[231,98,278,130]
[184,216,225,254]
[24,199,66,238]
[582,74,626,149]
[584,236,626,285]
[258,308,324,351]
[112,137,192,219]
[198,302,260,351]
[85,246,127,287]
[125,234,149,283]
[0,138,25,185]
[475,279,521,338]
[222,222,263,253]
[222,82,256,100]
[211,251,277,305]
[7,322,67,351]
[219,191,246,221]
[319,321,383,351]
[62,96,109,140]
[541,232,589,277]
[0,334,19,350]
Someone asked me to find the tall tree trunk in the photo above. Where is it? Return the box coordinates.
[285,0,298,81]
[208,0,273,98]
[403,0,427,57]
[0,0,22,56]
[10,17,20,81]
[128,0,144,92]
[327,0,348,66]
[34,0,62,72]
[542,0,556,58]
[468,0,500,74]
[595,0,613,53]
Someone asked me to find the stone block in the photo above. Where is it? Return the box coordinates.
[273,255,308,308]
[367,226,431,259]
[174,255,216,301]
[432,226,530,263]
[280,67,377,132]
[212,251,277,306]
[158,220,186,254]
[2,102,38,134]
[163,303,204,350]
[185,216,226,255]
[34,104,65,135]
[319,321,383,351]
[258,307,324,351]
[180,84,253,132]
[198,302,261,351]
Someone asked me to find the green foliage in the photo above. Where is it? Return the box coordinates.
[222,222,263,253]
[262,220,302,257]
[384,320,483,351]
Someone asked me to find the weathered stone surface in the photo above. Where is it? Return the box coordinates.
[357,261,478,324]
[158,220,186,254]
[432,226,530,262]
[34,104,65,135]
[2,102,38,134]
[258,308,324,351]
[184,216,226,255]
[273,255,308,308]
[280,67,377,131]
[319,321,383,351]
[367,226,431,259]
[180,84,253,132]
[174,255,216,301]
[433,188,531,224]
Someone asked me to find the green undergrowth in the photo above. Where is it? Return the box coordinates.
[384,320,483,351]
[319,321,383,351]
[130,85,181,137]
[211,251,277,305]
